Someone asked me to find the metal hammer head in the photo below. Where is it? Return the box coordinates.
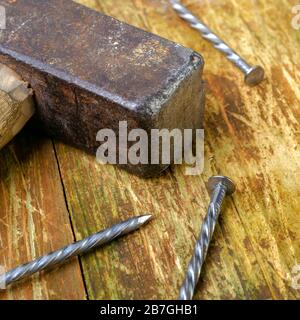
[0,0,205,177]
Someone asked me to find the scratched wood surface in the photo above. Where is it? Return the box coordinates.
[0,128,86,299]
[1,0,300,299]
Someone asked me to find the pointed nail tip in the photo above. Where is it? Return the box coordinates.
[137,214,153,225]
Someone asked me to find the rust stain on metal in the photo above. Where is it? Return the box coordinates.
[0,0,205,176]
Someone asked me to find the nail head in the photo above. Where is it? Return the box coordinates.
[244,65,265,86]
[207,175,236,195]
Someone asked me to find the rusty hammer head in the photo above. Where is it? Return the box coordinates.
[0,0,205,177]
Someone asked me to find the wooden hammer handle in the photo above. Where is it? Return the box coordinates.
[0,64,35,150]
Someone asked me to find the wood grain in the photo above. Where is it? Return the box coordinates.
[0,129,86,299]
[1,0,300,299]
[67,0,300,299]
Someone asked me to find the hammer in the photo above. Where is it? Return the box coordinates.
[0,0,205,177]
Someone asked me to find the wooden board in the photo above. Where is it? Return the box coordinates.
[1,0,300,299]
[0,128,86,299]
